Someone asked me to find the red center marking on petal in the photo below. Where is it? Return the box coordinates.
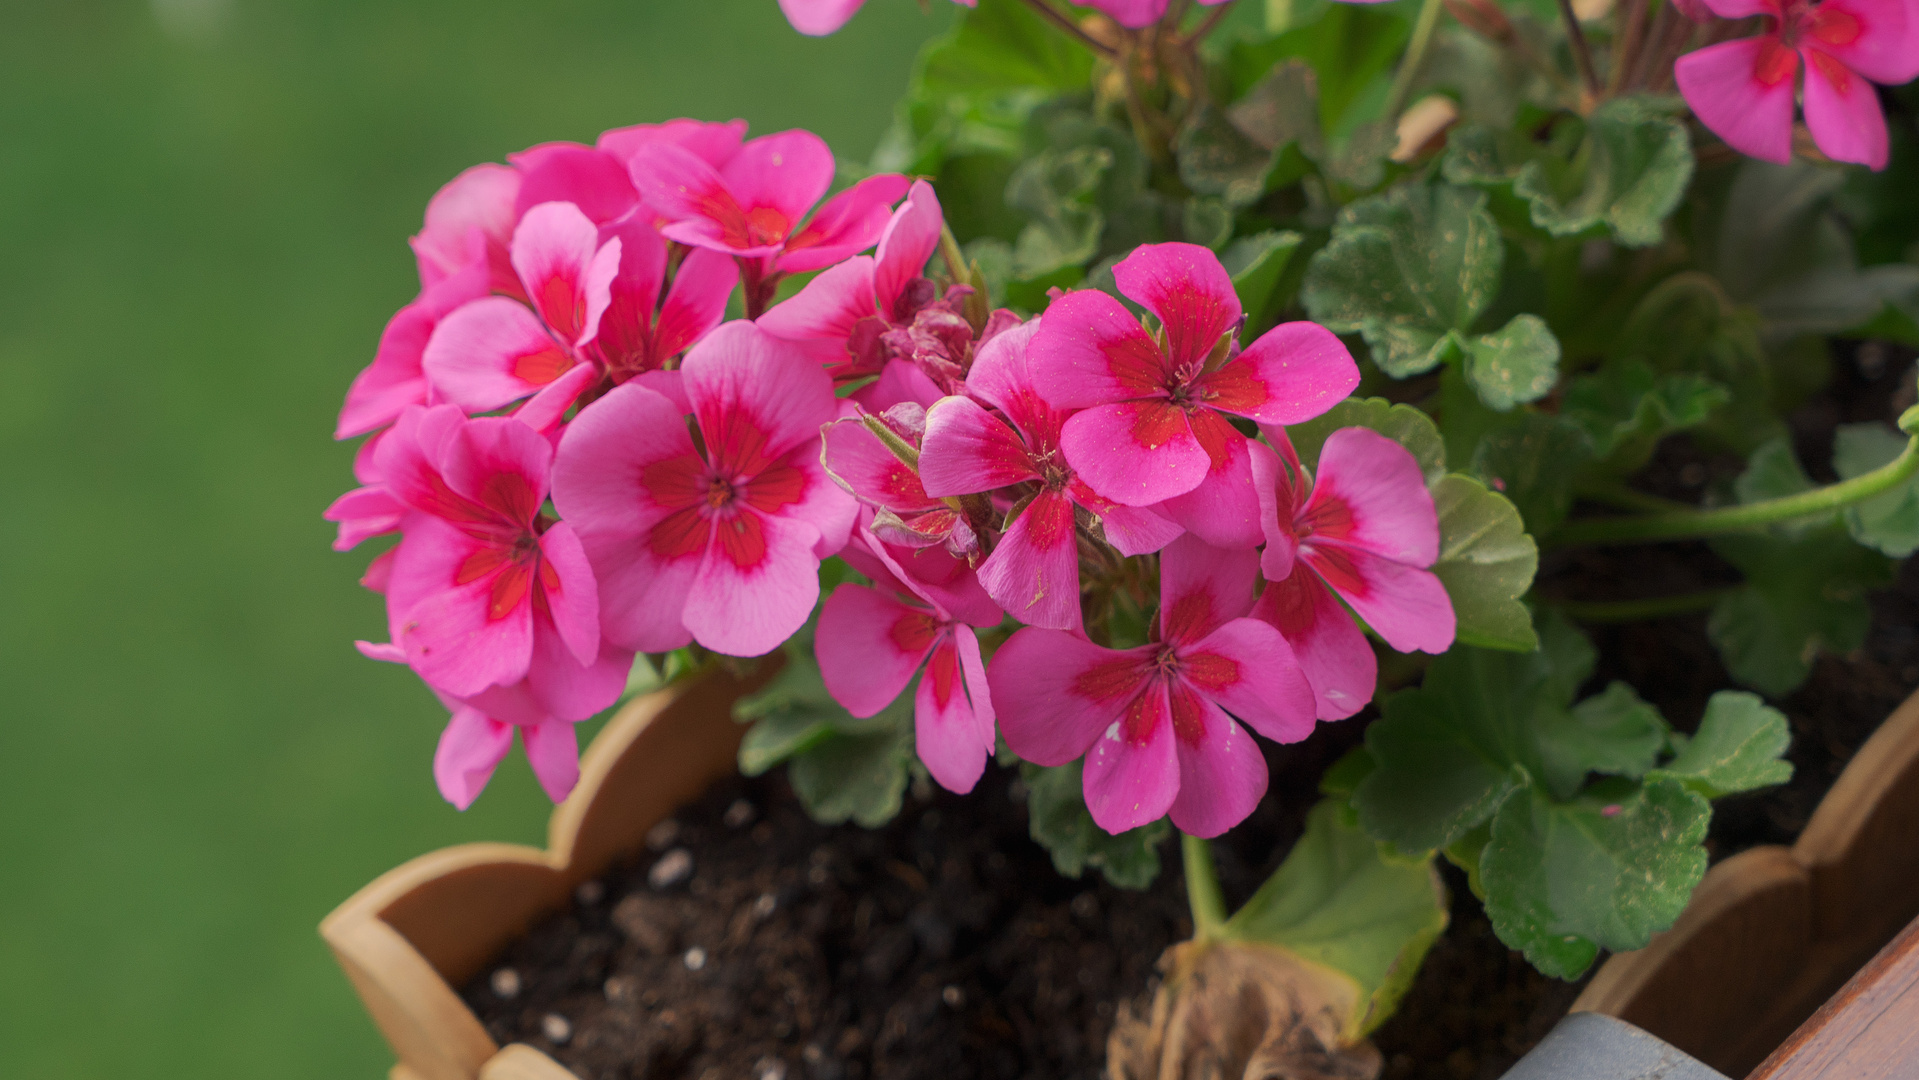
[1182,651,1239,694]
[743,206,792,248]
[744,461,807,513]
[925,640,962,709]
[1120,685,1169,747]
[1298,488,1356,544]
[715,510,769,569]
[488,563,534,620]
[478,471,543,527]
[1158,283,1232,369]
[455,546,513,586]
[701,190,756,249]
[539,275,583,341]
[1807,5,1862,45]
[890,610,944,654]
[700,407,780,477]
[1809,47,1855,92]
[1161,591,1215,645]
[1195,360,1267,416]
[1102,331,1174,395]
[1184,409,1240,471]
[1167,683,1210,747]
[1259,573,1318,636]
[1074,654,1151,706]
[642,454,711,511]
[649,505,711,559]
[1021,492,1074,548]
[1307,544,1370,601]
[512,342,576,386]
[878,461,927,505]
[1753,35,1801,85]
[1128,401,1190,452]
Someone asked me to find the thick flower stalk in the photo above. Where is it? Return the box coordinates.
[1675,0,1918,169]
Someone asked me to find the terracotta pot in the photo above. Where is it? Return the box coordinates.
[324,679,1919,1080]
[321,666,756,1080]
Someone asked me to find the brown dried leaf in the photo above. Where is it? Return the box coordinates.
[1107,941,1382,1080]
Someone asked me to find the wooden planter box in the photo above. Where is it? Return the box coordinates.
[325,679,1919,1080]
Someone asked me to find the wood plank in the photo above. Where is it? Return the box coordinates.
[1749,914,1919,1079]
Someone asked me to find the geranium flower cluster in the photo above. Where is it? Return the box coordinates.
[328,120,1457,836]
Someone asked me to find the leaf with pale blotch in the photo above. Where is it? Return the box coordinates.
[1302,184,1503,378]
[1561,359,1728,475]
[1286,397,1447,485]
[1022,760,1169,890]
[1651,691,1793,799]
[1469,411,1591,536]
[1178,104,1274,209]
[1431,475,1540,652]
[1835,422,1919,557]
[1006,145,1110,279]
[1481,778,1709,980]
[1226,800,1449,1040]
[1533,682,1670,800]
[1462,315,1560,411]
[787,717,914,829]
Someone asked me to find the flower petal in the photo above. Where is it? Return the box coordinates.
[1029,289,1170,409]
[423,297,576,414]
[412,163,519,290]
[723,130,839,234]
[1113,242,1241,371]
[628,143,764,256]
[392,517,536,696]
[757,256,878,352]
[440,415,553,520]
[1249,439,1301,582]
[520,719,582,804]
[1060,401,1210,506]
[1310,427,1440,565]
[537,521,601,667]
[779,0,869,34]
[873,180,943,318]
[510,143,638,225]
[338,262,491,439]
[781,174,913,273]
[1157,533,1259,644]
[512,201,619,347]
[433,707,514,810]
[1185,617,1317,742]
[1305,542,1456,655]
[598,119,747,173]
[915,636,992,794]
[920,395,1040,496]
[1074,486,1185,556]
[990,627,1147,766]
[1808,0,1919,84]
[977,490,1082,630]
[1168,699,1267,838]
[683,510,824,656]
[818,583,937,716]
[1084,684,1180,835]
[963,319,1065,446]
[1252,570,1376,721]
[683,321,842,468]
[1156,432,1265,549]
[1675,38,1798,166]
[324,485,406,551]
[823,417,941,512]
[1803,47,1890,170]
[1206,321,1360,425]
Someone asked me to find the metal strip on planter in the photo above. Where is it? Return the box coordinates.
[1500,1013,1730,1080]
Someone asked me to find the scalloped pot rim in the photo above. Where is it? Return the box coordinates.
[323,675,1919,1080]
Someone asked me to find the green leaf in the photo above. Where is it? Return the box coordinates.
[1611,272,1777,453]
[1468,411,1591,535]
[1355,614,1592,854]
[1431,474,1540,652]
[1651,691,1793,799]
[918,0,1093,96]
[1021,760,1170,889]
[1733,436,1816,505]
[1225,800,1449,1039]
[1178,103,1275,209]
[1222,230,1304,325]
[787,717,914,829]
[1835,422,1919,557]
[1533,682,1670,800]
[1708,526,1894,697]
[1006,144,1111,279]
[1445,99,1692,248]
[1286,396,1447,485]
[1560,359,1728,474]
[1225,4,1410,136]
[1462,314,1561,411]
[1480,778,1709,979]
[1302,184,1504,379]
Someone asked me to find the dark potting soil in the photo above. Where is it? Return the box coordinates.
[465,342,1919,1080]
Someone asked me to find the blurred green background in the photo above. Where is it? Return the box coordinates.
[0,2,946,1075]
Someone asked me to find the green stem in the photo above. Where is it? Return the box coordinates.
[1556,588,1736,623]
[1386,0,1447,121]
[1573,480,1693,515]
[1552,414,1919,548]
[1554,0,1603,100]
[1182,833,1229,940]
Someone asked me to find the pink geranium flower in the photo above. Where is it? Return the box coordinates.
[369,406,621,701]
[759,179,944,380]
[778,0,975,36]
[920,319,1183,630]
[1028,243,1358,549]
[551,322,857,657]
[592,218,740,383]
[1250,427,1455,719]
[432,703,582,810]
[336,259,492,442]
[422,201,622,420]
[991,535,1316,838]
[627,130,909,309]
[822,408,982,557]
[818,534,998,793]
[1070,0,1231,28]
[1675,0,1919,170]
